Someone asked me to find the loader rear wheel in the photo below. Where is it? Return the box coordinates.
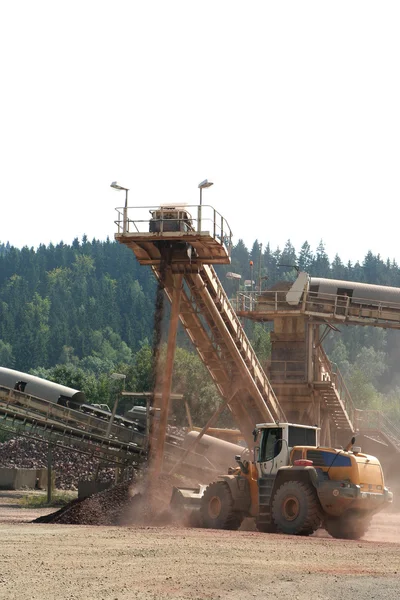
[271,481,321,535]
[200,481,242,530]
[325,514,371,540]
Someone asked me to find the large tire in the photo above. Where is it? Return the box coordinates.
[325,514,371,540]
[271,481,321,535]
[256,520,277,534]
[200,481,242,530]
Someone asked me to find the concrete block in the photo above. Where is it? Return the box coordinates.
[0,468,49,490]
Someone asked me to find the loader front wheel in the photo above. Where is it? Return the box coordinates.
[272,480,321,535]
[325,514,371,540]
[200,481,242,530]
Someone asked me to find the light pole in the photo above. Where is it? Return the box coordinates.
[197,179,213,232]
[106,373,126,438]
[111,182,129,234]
[226,272,242,311]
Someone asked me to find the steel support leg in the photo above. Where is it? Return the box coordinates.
[47,444,53,504]
[151,273,183,478]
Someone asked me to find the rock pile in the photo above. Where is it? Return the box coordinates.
[0,437,115,490]
[35,481,137,525]
[34,473,197,526]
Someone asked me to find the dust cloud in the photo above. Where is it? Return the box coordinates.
[363,509,400,544]
[118,472,206,528]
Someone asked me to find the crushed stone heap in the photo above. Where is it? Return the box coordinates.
[35,481,137,525]
[34,473,201,526]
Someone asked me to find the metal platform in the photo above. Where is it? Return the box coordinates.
[114,204,232,266]
[236,279,400,330]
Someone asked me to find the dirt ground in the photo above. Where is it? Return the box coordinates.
[0,493,399,600]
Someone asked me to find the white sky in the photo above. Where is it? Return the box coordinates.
[1,1,399,265]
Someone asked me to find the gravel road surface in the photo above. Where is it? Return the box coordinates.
[0,510,399,600]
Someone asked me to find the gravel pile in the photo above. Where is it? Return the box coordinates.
[35,481,137,525]
[0,437,115,490]
[35,473,201,526]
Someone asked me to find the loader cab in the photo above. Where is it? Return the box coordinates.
[255,423,319,478]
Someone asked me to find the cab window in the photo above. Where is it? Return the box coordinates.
[259,427,282,462]
[288,426,316,447]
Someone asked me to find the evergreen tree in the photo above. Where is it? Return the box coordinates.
[331,254,347,280]
[298,241,313,273]
[312,240,330,277]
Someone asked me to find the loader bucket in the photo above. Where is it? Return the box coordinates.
[169,485,207,527]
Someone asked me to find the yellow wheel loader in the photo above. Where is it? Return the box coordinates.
[171,422,393,539]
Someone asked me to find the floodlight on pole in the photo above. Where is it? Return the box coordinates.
[197,179,213,232]
[110,182,129,234]
[226,272,241,299]
[198,179,213,206]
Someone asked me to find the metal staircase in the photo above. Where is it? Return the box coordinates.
[315,350,400,452]
[315,348,356,432]
[153,264,286,447]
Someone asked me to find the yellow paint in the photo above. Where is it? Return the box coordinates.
[240,462,259,516]
[291,446,385,493]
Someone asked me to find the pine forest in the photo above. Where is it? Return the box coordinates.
[0,236,399,427]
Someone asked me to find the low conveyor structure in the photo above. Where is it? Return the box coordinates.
[0,385,147,467]
[0,383,225,479]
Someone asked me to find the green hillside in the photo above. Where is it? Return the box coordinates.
[0,236,399,425]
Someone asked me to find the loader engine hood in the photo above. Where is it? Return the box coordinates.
[292,446,386,493]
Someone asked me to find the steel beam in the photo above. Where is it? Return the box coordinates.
[150,273,183,478]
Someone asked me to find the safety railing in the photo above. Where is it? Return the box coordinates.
[317,355,400,444]
[114,204,233,255]
[203,266,286,422]
[318,347,356,428]
[234,292,259,312]
[235,290,298,313]
[354,409,400,446]
[236,288,400,325]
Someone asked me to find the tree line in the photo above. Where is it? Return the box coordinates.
[0,236,399,425]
